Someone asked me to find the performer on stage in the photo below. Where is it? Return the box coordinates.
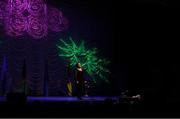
[74,63,86,99]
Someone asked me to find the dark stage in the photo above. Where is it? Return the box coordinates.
[0,95,144,117]
[0,96,120,103]
[0,95,180,117]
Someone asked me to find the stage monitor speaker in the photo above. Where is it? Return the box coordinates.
[6,93,27,104]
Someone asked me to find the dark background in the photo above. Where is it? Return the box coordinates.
[45,0,180,103]
[0,0,180,102]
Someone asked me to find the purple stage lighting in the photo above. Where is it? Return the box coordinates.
[28,0,44,15]
[5,13,27,37]
[47,6,69,32]
[27,14,48,39]
[0,0,68,39]
[11,0,28,12]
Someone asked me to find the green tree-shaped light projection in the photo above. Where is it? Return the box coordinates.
[56,37,110,83]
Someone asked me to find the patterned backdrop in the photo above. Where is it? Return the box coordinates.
[0,34,68,96]
[0,0,69,96]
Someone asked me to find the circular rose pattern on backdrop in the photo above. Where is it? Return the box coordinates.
[27,15,47,39]
[28,0,44,16]
[47,6,69,32]
[9,0,28,13]
[6,13,26,36]
[1,0,69,39]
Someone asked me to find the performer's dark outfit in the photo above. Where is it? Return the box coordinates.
[74,68,85,98]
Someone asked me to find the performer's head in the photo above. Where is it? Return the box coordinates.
[76,63,82,68]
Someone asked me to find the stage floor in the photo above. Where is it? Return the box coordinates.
[0,96,120,103]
